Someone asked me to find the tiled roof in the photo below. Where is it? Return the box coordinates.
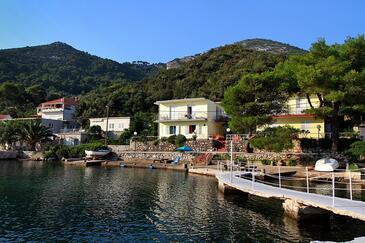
[273,114,316,118]
[39,97,79,107]
[0,115,11,120]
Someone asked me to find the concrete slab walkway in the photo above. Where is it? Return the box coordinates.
[216,172,365,221]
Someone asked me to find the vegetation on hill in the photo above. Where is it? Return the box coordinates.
[0,42,164,96]
[223,35,365,153]
[235,38,306,55]
[76,43,293,127]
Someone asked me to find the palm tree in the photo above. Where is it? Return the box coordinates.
[0,121,22,150]
[20,121,53,151]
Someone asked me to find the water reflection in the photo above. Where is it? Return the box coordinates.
[0,160,365,242]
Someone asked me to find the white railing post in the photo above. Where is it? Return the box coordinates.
[349,169,353,200]
[332,171,335,207]
[252,163,255,190]
[230,139,233,183]
[306,167,309,193]
[278,164,281,188]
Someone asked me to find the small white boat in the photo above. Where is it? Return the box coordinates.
[85,150,110,157]
[314,158,339,172]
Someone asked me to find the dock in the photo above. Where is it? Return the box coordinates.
[216,171,365,221]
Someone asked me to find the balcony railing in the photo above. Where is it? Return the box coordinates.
[59,128,86,133]
[157,112,208,121]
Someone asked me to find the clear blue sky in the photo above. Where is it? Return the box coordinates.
[0,0,364,63]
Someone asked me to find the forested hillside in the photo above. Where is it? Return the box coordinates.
[0,39,305,121]
[76,41,304,125]
[0,42,164,96]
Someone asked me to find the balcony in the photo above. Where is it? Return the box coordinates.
[157,112,208,121]
[215,114,229,122]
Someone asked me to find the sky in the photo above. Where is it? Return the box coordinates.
[0,0,364,63]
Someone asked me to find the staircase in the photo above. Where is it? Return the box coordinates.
[194,153,214,165]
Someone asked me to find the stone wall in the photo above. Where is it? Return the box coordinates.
[22,151,44,160]
[0,151,17,160]
[118,151,195,162]
[129,140,213,152]
[108,145,131,154]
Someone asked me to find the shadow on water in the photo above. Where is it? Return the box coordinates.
[221,188,365,242]
[0,160,365,242]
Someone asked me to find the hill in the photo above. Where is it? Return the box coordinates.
[165,38,305,69]
[77,41,304,125]
[0,42,164,96]
[235,38,306,55]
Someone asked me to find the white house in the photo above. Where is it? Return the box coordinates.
[154,98,228,139]
[37,97,80,133]
[89,117,130,139]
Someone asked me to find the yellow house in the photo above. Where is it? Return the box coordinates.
[154,98,227,139]
[265,96,327,138]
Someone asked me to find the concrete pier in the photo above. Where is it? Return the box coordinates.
[216,172,365,221]
[282,199,330,221]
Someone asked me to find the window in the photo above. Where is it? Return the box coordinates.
[301,120,310,132]
[187,105,192,119]
[169,126,176,135]
[189,125,196,134]
[109,123,114,129]
[119,123,124,129]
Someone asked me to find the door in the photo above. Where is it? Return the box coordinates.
[169,106,177,120]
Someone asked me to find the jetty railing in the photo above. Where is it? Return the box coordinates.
[216,160,365,207]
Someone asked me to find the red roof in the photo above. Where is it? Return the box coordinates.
[273,114,316,119]
[0,115,11,120]
[39,97,79,107]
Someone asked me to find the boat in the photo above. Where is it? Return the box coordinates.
[239,171,265,181]
[314,158,339,172]
[85,150,110,157]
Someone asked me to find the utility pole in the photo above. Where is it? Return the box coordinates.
[104,105,110,147]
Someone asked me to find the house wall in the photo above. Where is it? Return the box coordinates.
[41,119,64,133]
[286,95,321,114]
[41,110,64,120]
[156,99,226,139]
[89,117,130,132]
[158,100,208,120]
[159,121,208,139]
[63,106,76,121]
[270,116,325,138]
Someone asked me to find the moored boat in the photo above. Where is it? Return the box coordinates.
[314,158,339,172]
[85,150,110,157]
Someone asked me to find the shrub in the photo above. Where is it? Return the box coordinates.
[167,135,177,145]
[261,159,271,165]
[251,126,300,152]
[287,159,297,166]
[119,129,132,145]
[346,141,365,162]
[175,134,187,147]
[301,138,359,152]
[160,137,167,142]
[348,163,359,171]
[153,139,159,146]
[44,142,107,160]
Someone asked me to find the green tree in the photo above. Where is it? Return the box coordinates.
[0,121,21,149]
[88,125,103,141]
[250,126,300,152]
[19,121,53,151]
[222,71,289,135]
[278,36,365,153]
